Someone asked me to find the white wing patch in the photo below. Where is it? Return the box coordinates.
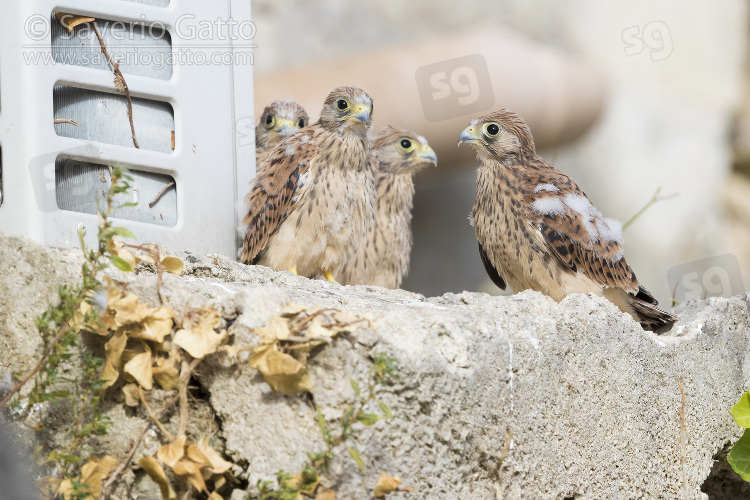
[533,193,624,246]
[285,145,296,157]
[531,197,565,216]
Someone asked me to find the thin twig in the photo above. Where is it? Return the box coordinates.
[679,377,688,500]
[54,118,79,126]
[91,22,139,149]
[99,394,179,500]
[139,386,174,441]
[177,357,200,437]
[148,182,175,208]
[0,325,73,408]
[622,187,678,231]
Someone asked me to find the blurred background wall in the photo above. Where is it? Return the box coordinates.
[251,0,750,306]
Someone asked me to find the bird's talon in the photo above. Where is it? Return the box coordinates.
[287,267,298,275]
[323,271,335,282]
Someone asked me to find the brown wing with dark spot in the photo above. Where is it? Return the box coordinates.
[523,166,639,294]
[240,127,320,264]
[478,241,506,290]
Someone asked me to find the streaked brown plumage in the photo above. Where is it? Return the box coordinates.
[340,126,437,288]
[459,109,676,331]
[241,87,376,281]
[255,100,309,166]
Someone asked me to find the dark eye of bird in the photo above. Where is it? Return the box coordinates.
[297,118,305,128]
[265,114,273,125]
[337,99,348,110]
[487,123,500,136]
[400,139,412,149]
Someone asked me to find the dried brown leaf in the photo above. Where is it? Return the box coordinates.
[373,472,402,498]
[248,343,312,395]
[173,307,226,358]
[172,459,207,492]
[161,256,184,276]
[54,11,95,32]
[196,438,233,474]
[126,306,174,343]
[157,436,186,467]
[255,316,291,341]
[122,383,140,407]
[79,455,118,498]
[124,348,153,390]
[139,455,176,500]
[186,444,209,466]
[153,355,180,391]
[100,330,128,389]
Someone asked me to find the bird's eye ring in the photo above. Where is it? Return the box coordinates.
[297,118,306,128]
[264,114,275,128]
[397,137,415,153]
[484,123,501,137]
[337,99,349,111]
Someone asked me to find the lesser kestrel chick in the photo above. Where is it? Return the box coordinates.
[241,87,377,282]
[255,100,309,165]
[459,109,676,330]
[340,127,437,288]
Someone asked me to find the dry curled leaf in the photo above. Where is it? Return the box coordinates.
[196,438,233,474]
[80,455,118,498]
[100,330,128,389]
[122,383,140,407]
[373,472,402,498]
[125,306,173,343]
[248,343,312,395]
[172,459,207,492]
[157,436,186,468]
[173,307,226,359]
[161,256,184,276]
[255,316,291,342]
[55,11,95,32]
[124,347,153,390]
[139,456,176,500]
[153,355,180,391]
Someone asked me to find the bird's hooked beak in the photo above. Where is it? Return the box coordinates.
[275,118,299,136]
[416,144,438,167]
[349,103,372,124]
[458,125,482,146]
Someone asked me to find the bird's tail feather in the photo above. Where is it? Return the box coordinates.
[631,299,677,333]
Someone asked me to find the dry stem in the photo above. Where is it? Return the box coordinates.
[91,23,140,149]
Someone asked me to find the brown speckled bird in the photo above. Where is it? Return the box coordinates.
[340,126,437,288]
[255,100,309,166]
[459,109,676,331]
[241,87,376,281]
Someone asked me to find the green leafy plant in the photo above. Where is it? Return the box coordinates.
[728,392,750,480]
[251,353,399,499]
[0,166,135,498]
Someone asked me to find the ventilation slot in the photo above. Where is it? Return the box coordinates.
[56,158,176,226]
[53,85,174,153]
[51,13,172,80]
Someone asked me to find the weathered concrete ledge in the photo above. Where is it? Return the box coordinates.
[1,232,749,499]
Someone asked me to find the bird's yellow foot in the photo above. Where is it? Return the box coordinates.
[287,267,298,275]
[323,271,335,282]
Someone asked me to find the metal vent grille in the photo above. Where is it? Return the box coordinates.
[55,158,176,226]
[51,15,173,80]
[53,85,175,153]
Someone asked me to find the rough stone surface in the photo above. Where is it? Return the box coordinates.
[1,232,750,499]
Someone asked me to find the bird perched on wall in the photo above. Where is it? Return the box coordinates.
[459,109,676,331]
[255,100,309,166]
[340,126,437,288]
[241,87,376,281]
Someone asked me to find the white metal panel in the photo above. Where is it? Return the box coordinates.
[0,0,255,256]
